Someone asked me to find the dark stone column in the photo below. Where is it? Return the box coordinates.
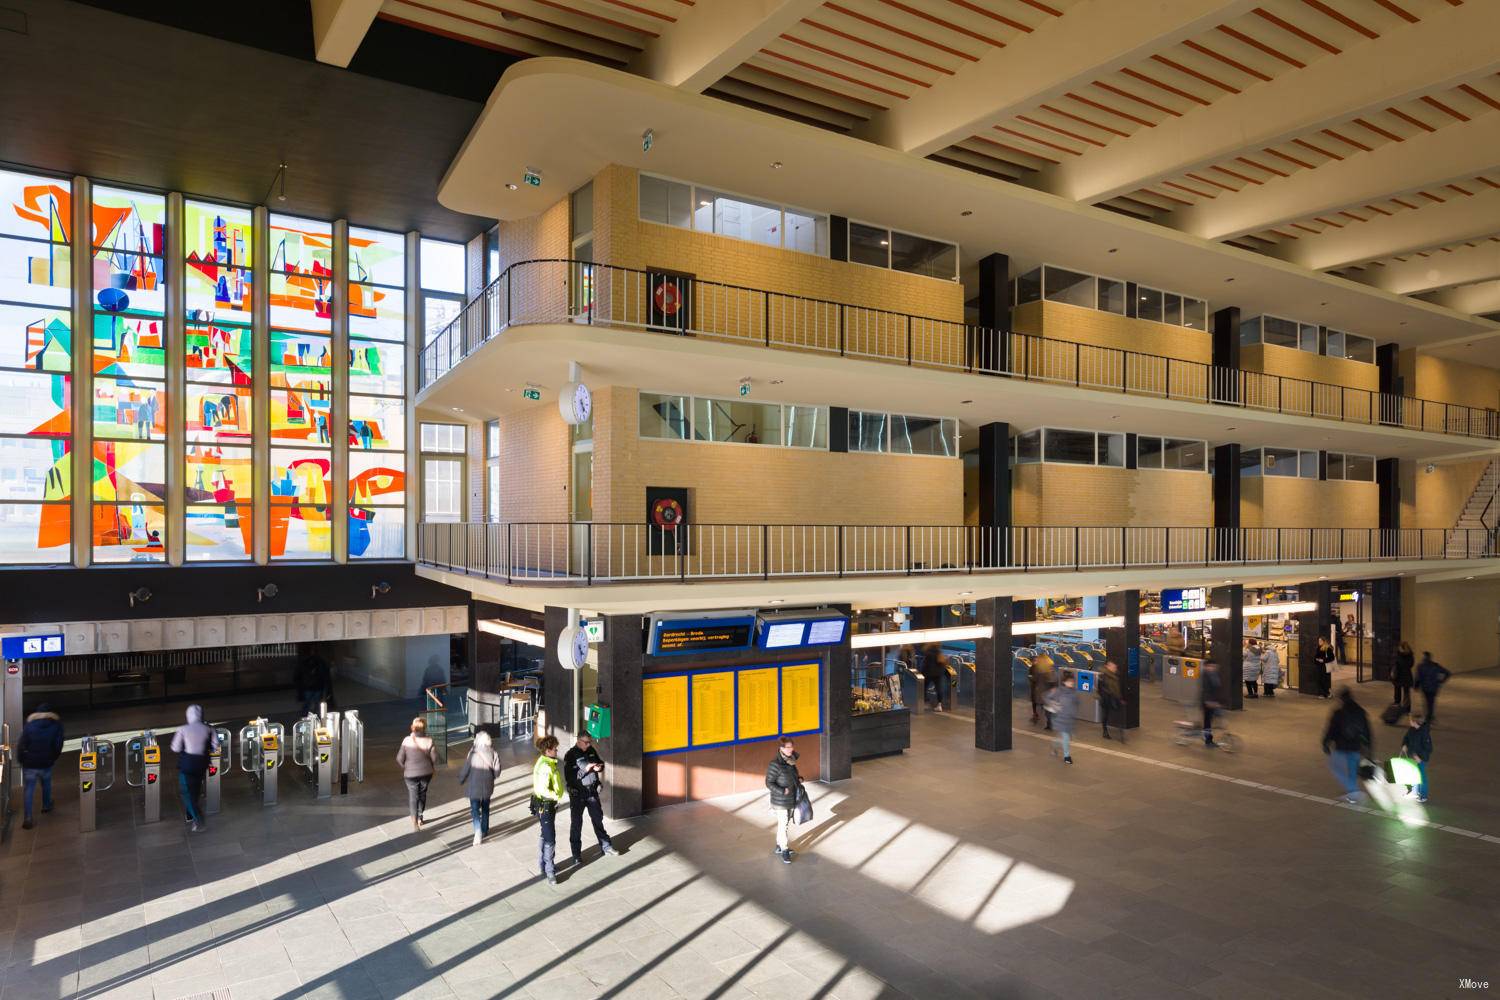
[1378,457,1400,557]
[1011,599,1035,649]
[1297,581,1333,695]
[1370,578,1400,685]
[974,252,1011,372]
[1377,343,1403,428]
[830,216,848,262]
[597,614,643,820]
[542,606,576,742]
[1210,585,1244,710]
[823,604,853,781]
[978,422,1011,567]
[829,407,849,453]
[1213,443,1240,562]
[1124,282,1138,319]
[1212,306,1241,405]
[974,597,1012,751]
[1104,590,1141,729]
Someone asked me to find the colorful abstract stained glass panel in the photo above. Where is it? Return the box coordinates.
[93,251,165,317]
[348,395,404,450]
[0,305,72,372]
[91,186,165,253]
[0,371,69,436]
[0,236,72,307]
[0,504,70,564]
[270,330,331,383]
[270,214,333,273]
[271,388,331,445]
[271,448,331,505]
[184,201,252,267]
[348,509,404,560]
[349,285,405,340]
[186,444,253,503]
[186,262,252,319]
[348,226,405,287]
[92,440,165,502]
[93,377,166,440]
[94,314,166,378]
[93,502,166,563]
[0,437,69,500]
[271,501,332,560]
[1,171,70,242]
[185,504,252,561]
[349,338,403,395]
[350,451,406,505]
[270,272,332,331]
[185,386,252,443]
[186,322,252,383]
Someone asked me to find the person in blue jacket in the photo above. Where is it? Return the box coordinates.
[1400,713,1433,804]
[1414,652,1451,724]
[16,703,64,830]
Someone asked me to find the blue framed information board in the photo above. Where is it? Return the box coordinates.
[642,661,823,756]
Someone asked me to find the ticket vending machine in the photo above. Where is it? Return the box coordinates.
[78,736,115,833]
[204,725,232,815]
[292,711,336,800]
[125,732,161,824]
[339,709,364,795]
[238,717,284,806]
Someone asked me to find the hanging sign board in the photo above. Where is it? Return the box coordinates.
[648,610,756,656]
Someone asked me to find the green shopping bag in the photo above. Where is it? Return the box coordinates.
[1388,756,1422,786]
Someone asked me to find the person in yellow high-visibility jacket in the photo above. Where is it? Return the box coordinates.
[531,735,564,884]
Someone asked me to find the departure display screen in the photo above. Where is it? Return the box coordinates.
[762,622,806,649]
[649,614,757,656]
[805,618,847,645]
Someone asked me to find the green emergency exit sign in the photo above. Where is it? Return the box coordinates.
[522,387,542,401]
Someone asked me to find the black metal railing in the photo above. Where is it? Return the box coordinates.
[419,258,1500,441]
[416,522,1495,586]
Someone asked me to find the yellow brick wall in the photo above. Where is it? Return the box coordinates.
[495,403,571,523]
[1404,577,1500,674]
[1411,354,1500,411]
[1402,459,1490,530]
[1010,300,1213,363]
[1009,300,1213,398]
[1011,464,1211,527]
[1240,478,1377,529]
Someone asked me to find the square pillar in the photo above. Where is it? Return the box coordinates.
[597,613,643,820]
[973,252,1010,372]
[1210,585,1244,710]
[1211,306,1240,402]
[542,606,577,742]
[1370,578,1400,684]
[1214,444,1240,562]
[1297,581,1333,695]
[1011,598,1035,648]
[822,604,852,782]
[974,597,1012,751]
[1104,590,1141,729]
[1377,458,1400,557]
[978,422,1011,567]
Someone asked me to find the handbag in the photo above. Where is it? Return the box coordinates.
[794,784,813,825]
[1388,756,1422,787]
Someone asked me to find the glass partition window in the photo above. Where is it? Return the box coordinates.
[1136,436,1207,472]
[1327,452,1375,482]
[420,422,465,523]
[1043,267,1094,309]
[348,226,407,559]
[891,415,957,457]
[0,169,72,563]
[848,410,889,453]
[1242,315,1374,364]
[849,221,957,280]
[1253,447,1317,478]
[1013,428,1041,464]
[1017,428,1124,467]
[270,213,334,560]
[1098,278,1126,315]
[1024,267,1204,329]
[692,397,782,444]
[420,238,465,347]
[639,173,828,256]
[485,419,500,521]
[639,392,691,440]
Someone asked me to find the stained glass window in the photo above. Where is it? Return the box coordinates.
[184,201,252,321]
[348,226,406,559]
[0,169,72,563]
[270,213,334,559]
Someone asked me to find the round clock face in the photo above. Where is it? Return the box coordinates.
[573,626,591,669]
[573,382,592,422]
[558,625,588,670]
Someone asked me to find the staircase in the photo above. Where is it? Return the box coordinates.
[1446,459,1500,557]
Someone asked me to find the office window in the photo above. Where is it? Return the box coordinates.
[1098,278,1126,315]
[1136,287,1163,323]
[484,226,500,285]
[639,392,691,440]
[890,230,957,280]
[1343,334,1374,364]
[0,169,72,563]
[1137,436,1163,469]
[420,422,465,524]
[1044,267,1095,308]
[1239,317,1262,347]
[1096,433,1125,467]
[638,174,828,257]
[1013,429,1041,464]
[891,415,957,456]
[485,419,500,521]
[639,174,693,228]
[784,209,828,256]
[782,405,827,449]
[1163,293,1182,327]
[848,222,888,268]
[1326,451,1344,481]
[1345,453,1375,482]
[348,226,407,559]
[1299,450,1319,478]
[1014,268,1042,306]
[697,189,780,247]
[1262,448,1298,477]
[420,238,464,349]
[848,410,889,453]
[270,213,335,560]
[1300,323,1320,354]
[1182,298,1207,330]
[1261,316,1298,349]
[692,397,781,444]
[1043,429,1097,465]
[1162,438,1206,471]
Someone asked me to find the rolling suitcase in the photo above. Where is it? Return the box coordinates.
[1380,702,1407,726]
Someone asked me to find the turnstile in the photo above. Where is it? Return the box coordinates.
[78,735,115,833]
[239,717,284,806]
[125,732,161,824]
[205,725,231,815]
[340,709,364,794]
[292,710,337,799]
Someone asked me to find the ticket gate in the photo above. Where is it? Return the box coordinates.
[339,709,364,794]
[239,717,284,806]
[292,710,337,799]
[78,735,115,833]
[125,731,162,824]
[205,724,231,815]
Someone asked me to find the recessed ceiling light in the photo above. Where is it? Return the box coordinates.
[960,210,973,217]
[1224,579,1234,584]
[1320,302,1328,306]
[959,590,973,597]
[1226,426,1236,431]
[1466,576,1475,581]
[769,378,784,385]
[1108,248,1118,253]
[1318,575,1328,580]
[770,161,783,169]
[1224,277,1235,283]
[880,240,889,246]
[505,183,518,191]
[960,399,973,404]
[768,599,784,605]
[699,200,710,207]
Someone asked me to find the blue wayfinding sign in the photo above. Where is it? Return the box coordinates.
[2,634,64,659]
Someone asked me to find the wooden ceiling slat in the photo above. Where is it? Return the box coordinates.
[1363,203,1391,215]
[1291,222,1323,234]
[1421,94,1469,122]
[801,18,955,74]
[1477,177,1500,190]
[1187,171,1239,191]
[1014,0,1065,17]
[1290,137,1341,161]
[1312,215,1343,228]
[874,0,1007,48]
[1299,0,1379,39]
[970,132,1060,164]
[1252,7,1342,56]
[1063,91,1155,128]
[942,0,1032,33]
[1181,39,1272,82]
[1143,186,1194,206]
[994,124,1083,155]
[1353,116,1403,142]
[1446,183,1473,196]
[586,0,677,23]
[517,0,662,37]
[1092,81,1183,118]
[1120,67,1211,107]
[386,1,626,60]
[1151,53,1240,95]
[1338,209,1366,222]
[760,47,910,99]
[1322,127,1371,151]
[1016,113,1108,147]
[1164,179,1215,199]
[929,151,1022,182]
[736,62,889,111]
[1390,196,1420,209]
[1370,0,1420,23]
[823,2,980,61]
[1265,146,1317,169]
[1457,83,1500,112]
[1267,228,1301,239]
[1237,154,1289,177]
[1386,106,1434,131]
[779,33,932,86]
[1215,24,1305,69]
[1212,164,1264,185]
[1038,103,1131,138]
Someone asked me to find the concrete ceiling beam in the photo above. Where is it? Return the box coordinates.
[310,0,383,68]
[1421,279,1500,317]
[1273,188,1500,271]
[1344,241,1500,296]
[627,0,826,93]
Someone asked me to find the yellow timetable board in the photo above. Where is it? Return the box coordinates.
[690,671,734,747]
[780,663,820,735]
[737,667,779,741]
[642,674,689,754]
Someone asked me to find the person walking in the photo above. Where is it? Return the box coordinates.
[765,736,803,863]
[396,717,438,832]
[1044,677,1077,764]
[457,729,500,847]
[1242,640,1263,699]
[1200,661,1224,747]
[1321,688,1372,804]
[15,703,63,830]
[1392,641,1415,712]
[169,705,218,832]
[1399,713,1432,804]
[531,735,564,884]
[923,643,950,712]
[1098,660,1124,743]
[563,732,617,867]
[1261,643,1281,698]
[1313,637,1336,699]
[1029,653,1054,729]
[1414,652,1451,723]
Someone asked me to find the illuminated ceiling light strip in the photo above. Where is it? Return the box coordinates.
[1012,615,1125,636]
[478,620,546,648]
[851,625,993,648]
[1139,609,1231,625]
[1245,601,1319,615]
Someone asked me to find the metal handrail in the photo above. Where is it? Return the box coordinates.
[417,521,1496,586]
[419,258,1500,441]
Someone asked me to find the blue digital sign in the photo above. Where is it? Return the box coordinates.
[648,613,757,656]
[1,634,64,660]
[1160,588,1207,613]
[756,613,849,650]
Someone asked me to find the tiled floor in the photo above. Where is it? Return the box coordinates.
[3,671,1497,999]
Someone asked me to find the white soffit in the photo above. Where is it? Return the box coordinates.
[439,58,1499,355]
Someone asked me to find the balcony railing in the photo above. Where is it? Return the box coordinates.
[417,522,1496,585]
[420,259,1500,441]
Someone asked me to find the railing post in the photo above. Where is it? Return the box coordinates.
[1165,359,1171,399]
[906,525,912,574]
[586,524,593,585]
[681,526,688,582]
[505,523,513,584]
[1075,343,1081,387]
[1121,352,1128,393]
[838,525,844,578]
[482,523,489,578]
[763,525,769,581]
[906,315,913,366]
[838,304,845,357]
[1340,530,1345,562]
[1277,377,1282,414]
[763,292,771,347]
[1074,526,1080,571]
[1120,525,1126,568]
